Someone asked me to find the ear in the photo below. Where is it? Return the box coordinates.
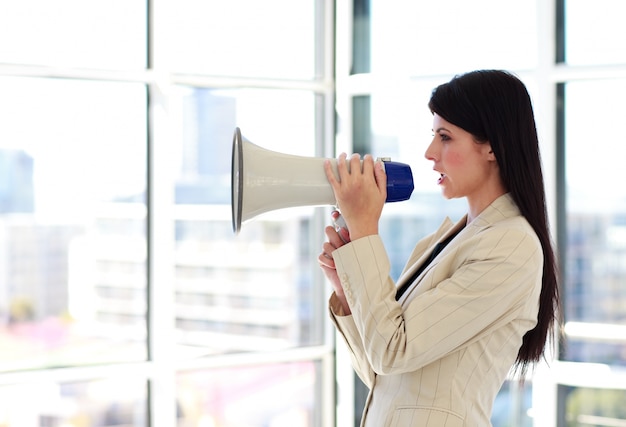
[484,143,496,161]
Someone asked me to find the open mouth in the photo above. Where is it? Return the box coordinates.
[437,173,446,185]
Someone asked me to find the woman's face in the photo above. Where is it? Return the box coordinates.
[425,113,498,202]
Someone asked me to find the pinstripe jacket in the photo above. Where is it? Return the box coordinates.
[329,193,542,427]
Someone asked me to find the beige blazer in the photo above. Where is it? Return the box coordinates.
[329,193,543,427]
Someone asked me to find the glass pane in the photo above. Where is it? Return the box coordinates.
[492,380,533,427]
[565,0,626,66]
[170,87,322,357]
[563,79,626,364]
[366,0,537,76]
[0,378,147,426]
[353,83,467,280]
[0,0,146,70]
[0,77,147,371]
[559,386,626,426]
[177,361,318,426]
[169,0,317,79]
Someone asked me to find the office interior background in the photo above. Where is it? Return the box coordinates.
[0,0,625,426]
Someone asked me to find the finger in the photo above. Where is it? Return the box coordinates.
[362,154,375,177]
[338,227,351,243]
[324,159,339,187]
[322,240,336,253]
[374,159,388,196]
[319,263,335,276]
[349,153,362,174]
[324,225,345,248]
[319,264,341,290]
[318,252,335,269]
[335,152,349,180]
[318,241,338,267]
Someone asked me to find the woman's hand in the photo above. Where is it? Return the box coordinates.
[323,153,387,241]
[318,216,351,315]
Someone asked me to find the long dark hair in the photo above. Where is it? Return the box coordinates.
[428,70,561,375]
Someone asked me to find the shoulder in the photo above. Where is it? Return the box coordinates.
[468,221,541,262]
[470,194,536,238]
[471,193,522,225]
[464,194,542,261]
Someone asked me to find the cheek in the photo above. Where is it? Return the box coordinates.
[445,151,465,168]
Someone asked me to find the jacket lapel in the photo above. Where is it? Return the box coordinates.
[394,193,521,305]
[396,215,467,294]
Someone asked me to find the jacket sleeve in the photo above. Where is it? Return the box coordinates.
[327,224,447,387]
[329,295,376,387]
[331,225,543,376]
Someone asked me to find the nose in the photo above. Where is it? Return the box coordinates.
[424,137,437,161]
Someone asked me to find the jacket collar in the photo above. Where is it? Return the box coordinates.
[467,193,520,230]
[396,193,520,302]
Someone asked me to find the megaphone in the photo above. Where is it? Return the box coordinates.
[231,127,414,234]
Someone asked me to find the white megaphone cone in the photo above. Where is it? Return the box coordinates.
[231,127,414,234]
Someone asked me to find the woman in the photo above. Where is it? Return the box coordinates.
[319,70,560,426]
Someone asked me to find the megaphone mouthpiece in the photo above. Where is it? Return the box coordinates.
[231,127,414,234]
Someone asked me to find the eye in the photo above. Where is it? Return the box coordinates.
[439,133,451,142]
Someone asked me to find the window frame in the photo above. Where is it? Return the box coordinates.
[335,0,626,426]
[0,0,337,426]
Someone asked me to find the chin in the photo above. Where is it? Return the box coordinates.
[440,188,454,200]
[441,189,461,201]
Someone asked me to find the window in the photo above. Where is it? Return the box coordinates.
[169,87,321,354]
[555,1,626,421]
[3,1,626,426]
[0,0,334,426]
[560,80,626,365]
[562,0,626,66]
[336,0,626,426]
[168,1,317,79]
[0,76,148,372]
[0,1,146,69]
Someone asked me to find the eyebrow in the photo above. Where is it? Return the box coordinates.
[433,127,451,133]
